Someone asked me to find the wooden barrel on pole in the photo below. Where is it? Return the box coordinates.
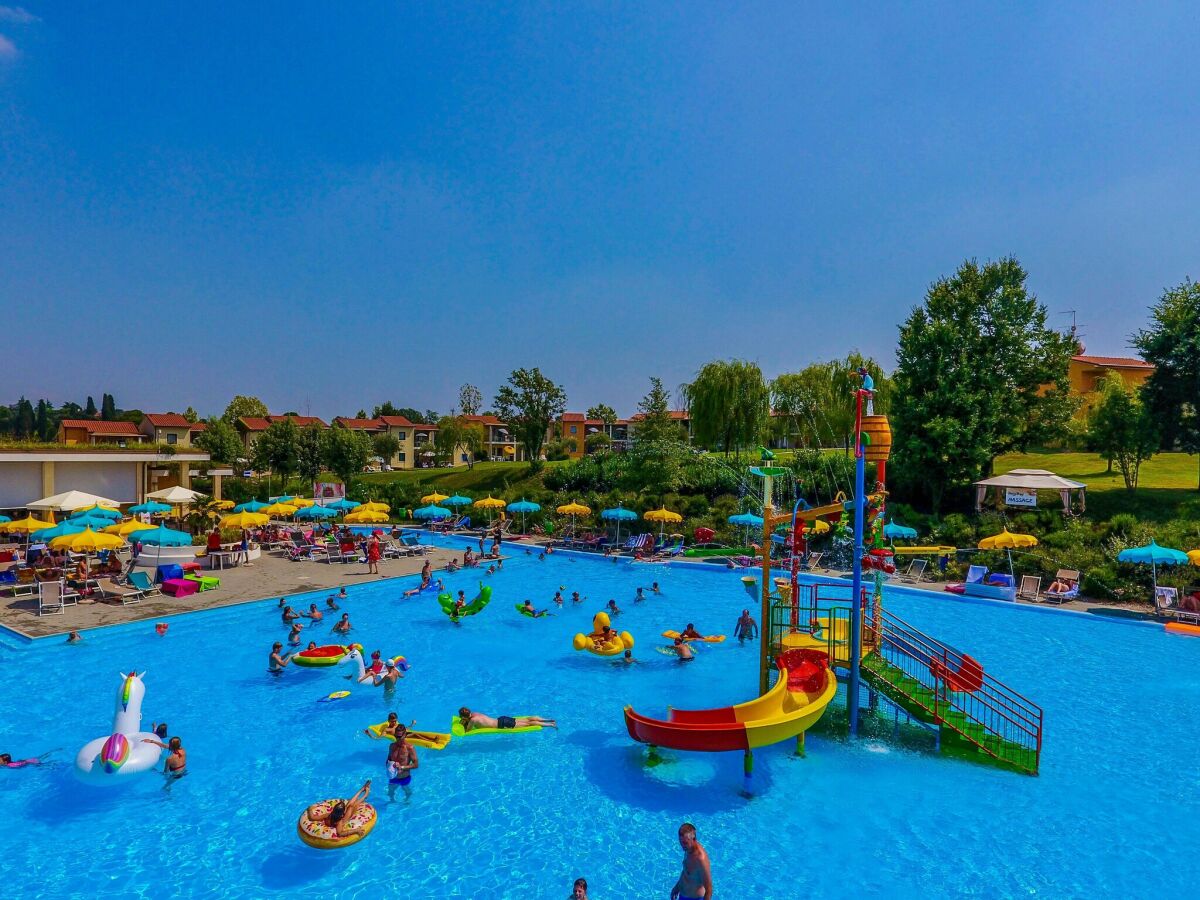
[861,415,892,462]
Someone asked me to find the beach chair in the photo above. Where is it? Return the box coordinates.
[38,579,77,616]
[898,558,929,583]
[99,578,144,605]
[401,534,429,555]
[1016,575,1042,602]
[7,567,38,597]
[127,571,162,598]
[800,551,824,571]
[1043,569,1081,604]
[651,536,685,559]
[1174,588,1200,624]
[1154,586,1179,617]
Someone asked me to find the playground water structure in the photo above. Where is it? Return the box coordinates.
[3,541,1200,896]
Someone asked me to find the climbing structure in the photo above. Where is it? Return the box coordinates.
[749,374,1043,775]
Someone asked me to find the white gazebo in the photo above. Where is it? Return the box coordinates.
[973,469,1086,513]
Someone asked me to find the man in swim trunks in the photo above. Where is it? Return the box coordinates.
[421,559,432,582]
[458,708,557,731]
[142,735,188,782]
[375,659,403,687]
[571,877,590,898]
[571,591,582,604]
[281,605,302,625]
[734,609,758,641]
[338,587,348,600]
[671,822,712,899]
[367,711,400,737]
[673,638,694,661]
[305,603,323,622]
[680,623,703,641]
[269,642,293,671]
[386,724,419,796]
[652,582,661,594]
[607,599,621,616]
[635,587,645,603]
[522,599,549,618]
[326,595,339,610]
[287,622,304,646]
[67,631,82,643]
[332,613,352,635]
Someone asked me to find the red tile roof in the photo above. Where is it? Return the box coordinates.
[629,410,690,422]
[561,412,585,422]
[333,417,383,430]
[377,415,415,427]
[189,421,207,432]
[60,419,142,436]
[463,414,504,426]
[1072,355,1154,370]
[142,413,190,428]
[238,415,327,431]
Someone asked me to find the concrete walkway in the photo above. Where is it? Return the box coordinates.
[1,547,462,640]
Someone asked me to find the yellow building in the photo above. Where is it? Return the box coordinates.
[1068,354,1154,416]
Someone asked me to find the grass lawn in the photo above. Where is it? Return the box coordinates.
[357,460,564,495]
[994,451,1200,521]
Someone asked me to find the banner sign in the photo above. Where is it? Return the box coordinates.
[314,482,346,502]
[1004,488,1037,508]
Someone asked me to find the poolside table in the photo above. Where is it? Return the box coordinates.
[161,578,199,598]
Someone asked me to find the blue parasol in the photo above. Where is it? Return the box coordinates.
[31,521,87,542]
[444,495,473,508]
[128,501,172,515]
[414,505,452,520]
[234,500,270,513]
[327,498,361,511]
[295,504,338,520]
[507,498,542,533]
[884,519,918,541]
[601,506,638,545]
[1118,540,1188,595]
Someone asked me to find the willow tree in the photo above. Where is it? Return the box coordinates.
[684,359,768,458]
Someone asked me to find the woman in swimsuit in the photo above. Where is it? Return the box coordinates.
[306,781,372,838]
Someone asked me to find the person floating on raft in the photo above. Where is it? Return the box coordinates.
[298,780,376,849]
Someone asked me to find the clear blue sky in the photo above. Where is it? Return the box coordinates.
[2,2,1197,419]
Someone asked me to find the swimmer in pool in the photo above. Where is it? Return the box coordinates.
[670,822,712,900]
[386,724,419,797]
[457,708,557,731]
[332,613,352,635]
[269,642,293,671]
[673,638,694,661]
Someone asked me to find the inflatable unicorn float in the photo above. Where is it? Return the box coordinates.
[74,671,163,784]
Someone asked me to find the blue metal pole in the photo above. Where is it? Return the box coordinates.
[849,444,865,738]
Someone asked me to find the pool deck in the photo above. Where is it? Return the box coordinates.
[0,546,463,640]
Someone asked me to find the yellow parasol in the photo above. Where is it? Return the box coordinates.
[977,529,1038,550]
[359,501,390,513]
[644,506,682,538]
[213,500,235,510]
[1,514,57,534]
[261,503,298,517]
[103,520,157,537]
[556,501,591,516]
[420,492,449,505]
[473,495,506,521]
[50,527,126,553]
[220,511,269,529]
[1187,550,1200,567]
[76,503,120,514]
[289,498,314,508]
[344,509,389,524]
[978,528,1038,575]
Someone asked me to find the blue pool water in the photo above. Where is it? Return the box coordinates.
[3,538,1199,898]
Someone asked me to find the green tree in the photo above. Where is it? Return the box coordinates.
[892,257,1076,511]
[493,368,567,472]
[587,404,618,425]
[35,400,52,441]
[84,396,97,417]
[1089,373,1159,490]
[194,418,243,465]
[585,431,613,454]
[632,377,681,444]
[14,398,34,439]
[683,359,768,457]
[183,406,199,423]
[435,415,486,468]
[321,425,373,483]
[101,393,116,420]
[252,419,300,488]
[222,395,269,426]
[296,424,326,484]
[1132,277,1200,488]
[372,432,401,465]
[372,401,405,418]
[459,384,483,416]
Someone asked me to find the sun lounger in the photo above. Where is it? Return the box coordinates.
[6,567,38,597]
[99,578,144,605]
[898,558,929,583]
[1043,569,1081,604]
[38,579,78,616]
[400,535,429,555]
[127,571,162,598]
[1016,575,1042,601]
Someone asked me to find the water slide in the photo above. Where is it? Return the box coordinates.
[623,649,837,752]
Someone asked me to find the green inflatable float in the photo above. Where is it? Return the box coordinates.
[437,582,492,620]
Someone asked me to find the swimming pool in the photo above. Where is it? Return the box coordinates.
[3,538,1198,898]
